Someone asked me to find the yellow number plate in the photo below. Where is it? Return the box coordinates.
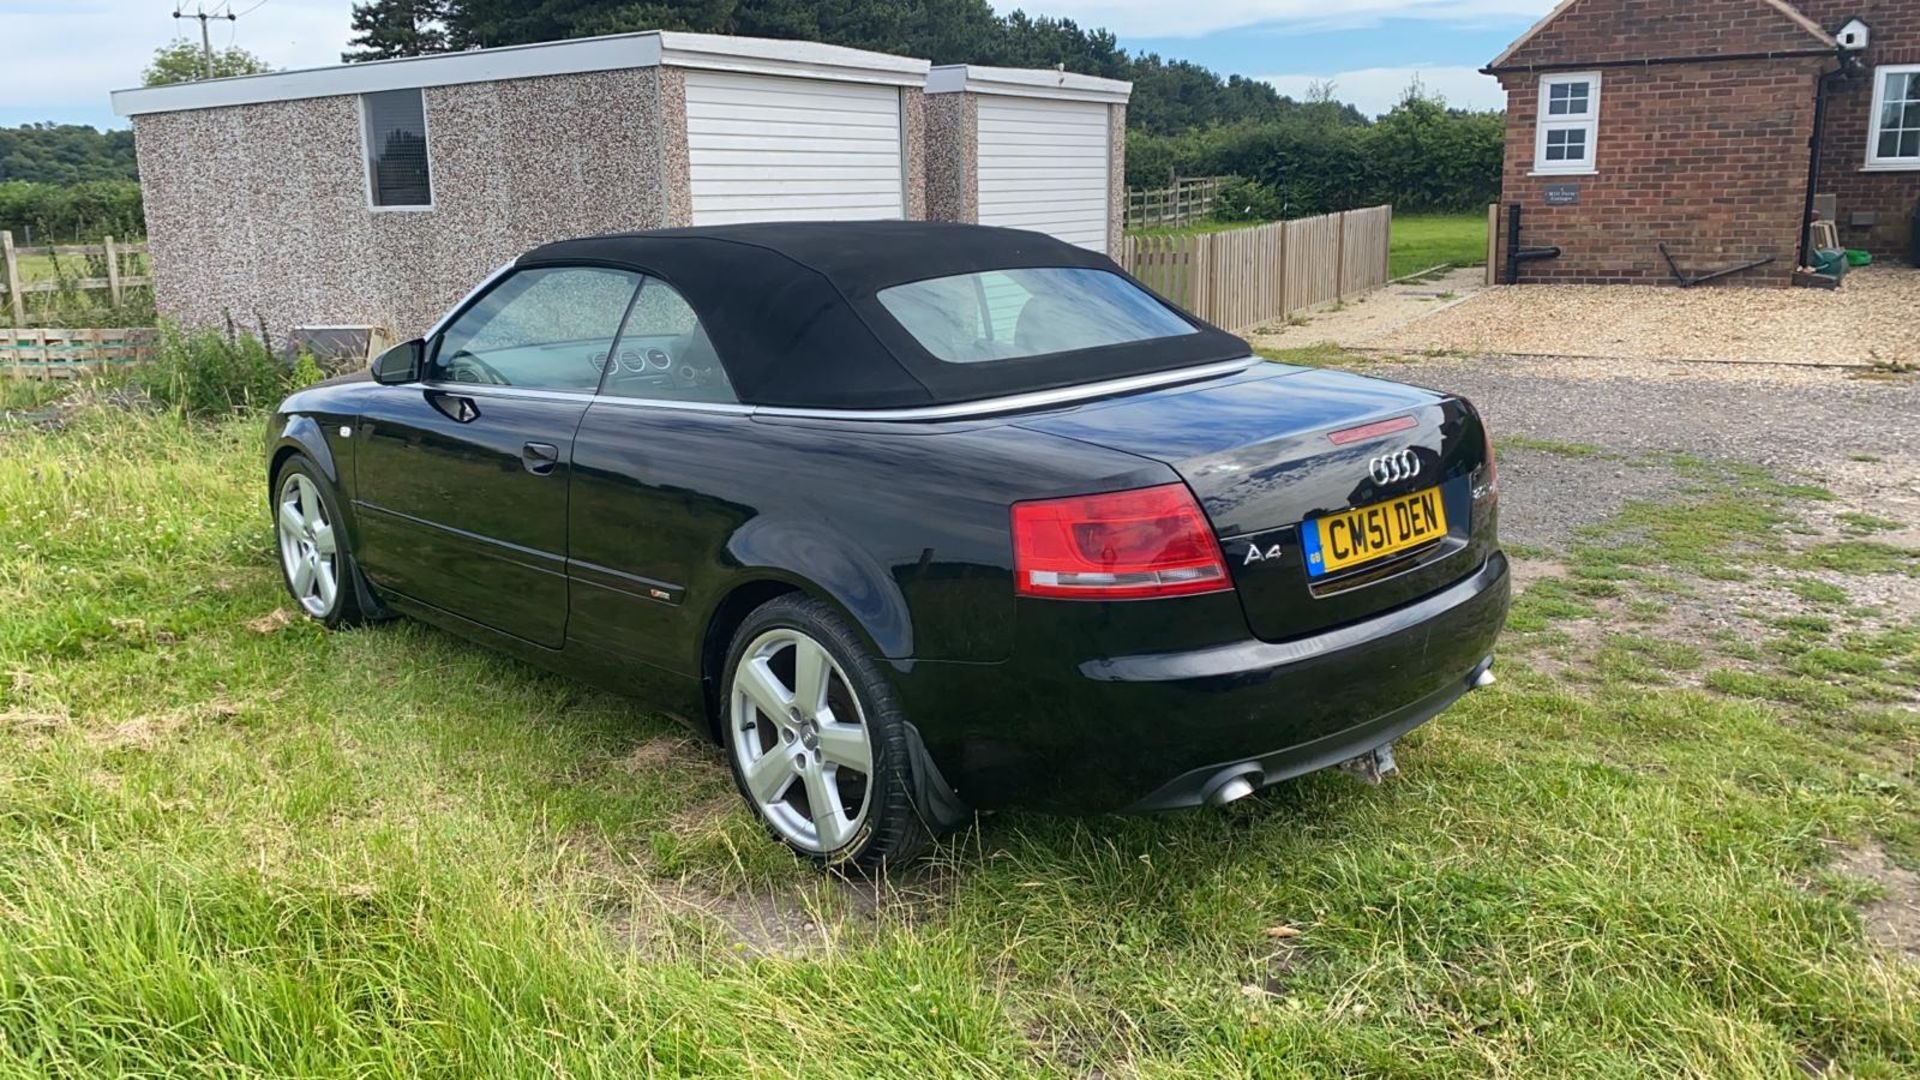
[1302,487,1447,578]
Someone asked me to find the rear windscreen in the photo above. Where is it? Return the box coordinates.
[876,267,1198,365]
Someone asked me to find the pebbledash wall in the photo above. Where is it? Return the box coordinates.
[112,33,932,338]
[1487,0,1838,287]
[921,66,1131,255]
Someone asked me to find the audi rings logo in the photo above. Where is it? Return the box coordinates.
[1368,449,1421,485]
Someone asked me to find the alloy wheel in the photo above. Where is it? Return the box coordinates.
[276,472,339,618]
[729,627,874,853]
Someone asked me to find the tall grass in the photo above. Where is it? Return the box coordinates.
[0,403,1915,1075]
[122,323,321,418]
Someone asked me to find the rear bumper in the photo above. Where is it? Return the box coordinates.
[895,552,1511,814]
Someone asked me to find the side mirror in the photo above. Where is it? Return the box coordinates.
[370,339,424,385]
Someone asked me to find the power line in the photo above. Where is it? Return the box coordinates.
[173,3,237,78]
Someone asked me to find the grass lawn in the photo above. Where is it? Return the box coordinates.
[1390,213,1489,279]
[1129,211,1488,280]
[0,396,1916,1075]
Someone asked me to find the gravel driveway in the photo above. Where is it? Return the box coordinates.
[1371,269,1920,368]
[1375,354,1920,550]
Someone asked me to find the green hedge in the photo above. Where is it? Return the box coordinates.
[0,180,145,244]
[1130,98,1505,218]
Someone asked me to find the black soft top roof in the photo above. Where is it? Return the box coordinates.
[518,221,1249,410]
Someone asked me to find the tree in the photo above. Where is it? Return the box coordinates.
[142,39,271,85]
[431,0,1328,135]
[343,0,450,62]
[0,124,138,184]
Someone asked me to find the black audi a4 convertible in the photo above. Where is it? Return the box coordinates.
[266,221,1508,870]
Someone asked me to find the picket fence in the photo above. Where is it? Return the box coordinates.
[1119,206,1392,331]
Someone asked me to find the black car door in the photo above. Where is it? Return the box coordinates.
[567,275,748,685]
[353,265,645,648]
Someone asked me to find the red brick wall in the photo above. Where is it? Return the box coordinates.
[1495,61,1824,286]
[1799,1,1920,260]
[1500,0,1832,68]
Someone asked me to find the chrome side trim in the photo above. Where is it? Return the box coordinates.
[404,356,1259,422]
[418,381,596,403]
[752,357,1259,422]
[587,396,757,416]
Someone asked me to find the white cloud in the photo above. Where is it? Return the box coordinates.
[990,0,1554,40]
[5,0,352,125]
[1263,64,1505,116]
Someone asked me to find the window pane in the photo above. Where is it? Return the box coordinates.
[878,267,1198,364]
[1903,130,1920,159]
[1881,130,1903,159]
[364,90,431,208]
[1547,81,1589,116]
[597,278,738,404]
[431,267,640,391]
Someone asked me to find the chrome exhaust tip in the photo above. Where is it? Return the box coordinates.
[1207,776,1257,808]
[1472,667,1496,690]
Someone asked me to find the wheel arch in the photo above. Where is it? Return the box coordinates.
[695,557,908,744]
[267,414,343,493]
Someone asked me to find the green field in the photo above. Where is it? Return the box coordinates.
[1389,212,1488,278]
[1129,211,1487,280]
[0,398,1916,1076]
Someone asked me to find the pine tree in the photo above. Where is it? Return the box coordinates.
[343,0,450,62]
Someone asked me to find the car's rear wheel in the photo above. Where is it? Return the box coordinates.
[273,456,367,629]
[721,595,931,872]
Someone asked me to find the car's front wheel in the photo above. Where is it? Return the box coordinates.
[720,595,931,872]
[273,456,367,629]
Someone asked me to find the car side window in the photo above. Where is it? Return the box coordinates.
[429,266,642,391]
[595,276,738,404]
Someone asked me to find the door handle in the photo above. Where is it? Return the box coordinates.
[426,389,480,424]
[521,442,560,476]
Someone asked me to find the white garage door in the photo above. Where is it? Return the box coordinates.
[684,71,905,225]
[976,96,1111,253]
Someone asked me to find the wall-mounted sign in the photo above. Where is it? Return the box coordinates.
[1544,183,1581,206]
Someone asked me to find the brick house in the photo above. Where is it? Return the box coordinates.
[1485,0,1920,286]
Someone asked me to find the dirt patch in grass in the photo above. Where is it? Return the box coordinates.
[1835,844,1920,958]
[245,608,295,634]
[1508,556,1568,592]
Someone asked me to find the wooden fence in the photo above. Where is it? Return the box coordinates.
[1119,205,1393,331]
[0,230,153,327]
[1125,176,1223,229]
[1,327,160,379]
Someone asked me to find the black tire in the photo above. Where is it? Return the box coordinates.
[271,454,370,630]
[719,594,932,873]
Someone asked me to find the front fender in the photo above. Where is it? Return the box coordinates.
[723,516,913,659]
[265,412,354,534]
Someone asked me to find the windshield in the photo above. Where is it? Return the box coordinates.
[876,267,1198,364]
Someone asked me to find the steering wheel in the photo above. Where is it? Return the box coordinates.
[441,349,510,386]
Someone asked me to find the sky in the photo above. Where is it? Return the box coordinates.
[0,0,1558,130]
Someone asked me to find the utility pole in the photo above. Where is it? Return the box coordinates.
[174,4,237,79]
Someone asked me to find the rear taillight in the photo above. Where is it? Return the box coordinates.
[1011,483,1231,600]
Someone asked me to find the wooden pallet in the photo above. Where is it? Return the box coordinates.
[0,327,161,378]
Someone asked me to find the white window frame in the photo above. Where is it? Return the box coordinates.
[359,88,435,212]
[1533,71,1600,176]
[1865,63,1920,172]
